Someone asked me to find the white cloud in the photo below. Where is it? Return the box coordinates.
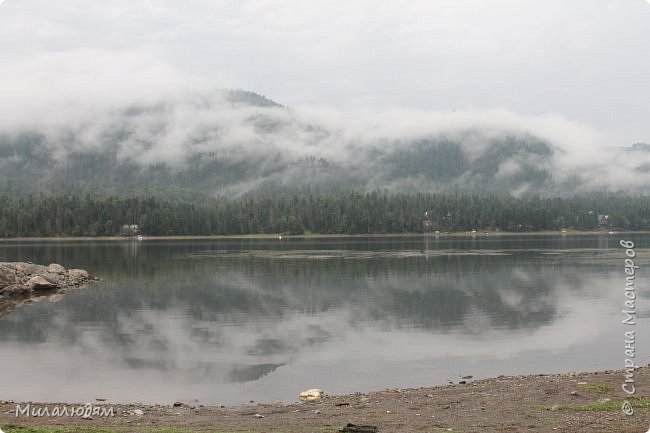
[0,48,208,129]
[0,0,648,144]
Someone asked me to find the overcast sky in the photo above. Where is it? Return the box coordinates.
[1,0,649,144]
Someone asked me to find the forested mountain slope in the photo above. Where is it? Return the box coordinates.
[0,89,648,199]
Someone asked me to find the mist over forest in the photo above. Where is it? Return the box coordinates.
[1,89,648,200]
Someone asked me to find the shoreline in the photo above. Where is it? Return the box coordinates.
[0,229,646,243]
[1,367,649,432]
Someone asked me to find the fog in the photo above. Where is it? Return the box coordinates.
[0,81,647,196]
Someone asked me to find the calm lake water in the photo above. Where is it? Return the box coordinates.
[1,235,649,405]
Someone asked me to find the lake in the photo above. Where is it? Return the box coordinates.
[1,234,648,405]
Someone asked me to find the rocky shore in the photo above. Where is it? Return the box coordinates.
[0,262,96,318]
[1,368,649,433]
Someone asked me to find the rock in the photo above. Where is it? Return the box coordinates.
[26,276,57,290]
[132,409,144,416]
[254,413,264,418]
[68,269,90,280]
[339,423,378,433]
[0,284,32,298]
[172,401,184,408]
[42,272,65,284]
[1,262,95,318]
[47,263,66,274]
[299,389,324,402]
[0,264,17,288]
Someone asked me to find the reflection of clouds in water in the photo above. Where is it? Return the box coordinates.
[0,306,351,404]
[0,272,623,404]
[107,306,337,379]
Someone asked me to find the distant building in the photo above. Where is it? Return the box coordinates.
[598,214,609,226]
[120,224,141,237]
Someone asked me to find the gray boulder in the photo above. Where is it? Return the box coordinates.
[47,263,66,274]
[68,269,89,280]
[27,275,57,290]
[0,264,17,288]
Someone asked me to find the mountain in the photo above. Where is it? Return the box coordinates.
[0,89,647,198]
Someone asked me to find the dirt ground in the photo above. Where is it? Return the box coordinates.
[1,368,649,433]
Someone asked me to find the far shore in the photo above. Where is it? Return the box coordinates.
[0,229,646,243]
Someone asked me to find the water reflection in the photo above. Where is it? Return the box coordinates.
[0,236,648,404]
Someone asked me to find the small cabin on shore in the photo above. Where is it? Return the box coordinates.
[120,224,141,237]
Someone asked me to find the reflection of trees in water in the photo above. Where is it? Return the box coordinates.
[383,268,560,332]
[0,235,619,276]
[1,250,589,332]
[229,363,284,382]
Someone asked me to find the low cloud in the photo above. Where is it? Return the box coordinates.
[0,49,648,196]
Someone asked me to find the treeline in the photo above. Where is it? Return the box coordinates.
[0,192,649,237]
